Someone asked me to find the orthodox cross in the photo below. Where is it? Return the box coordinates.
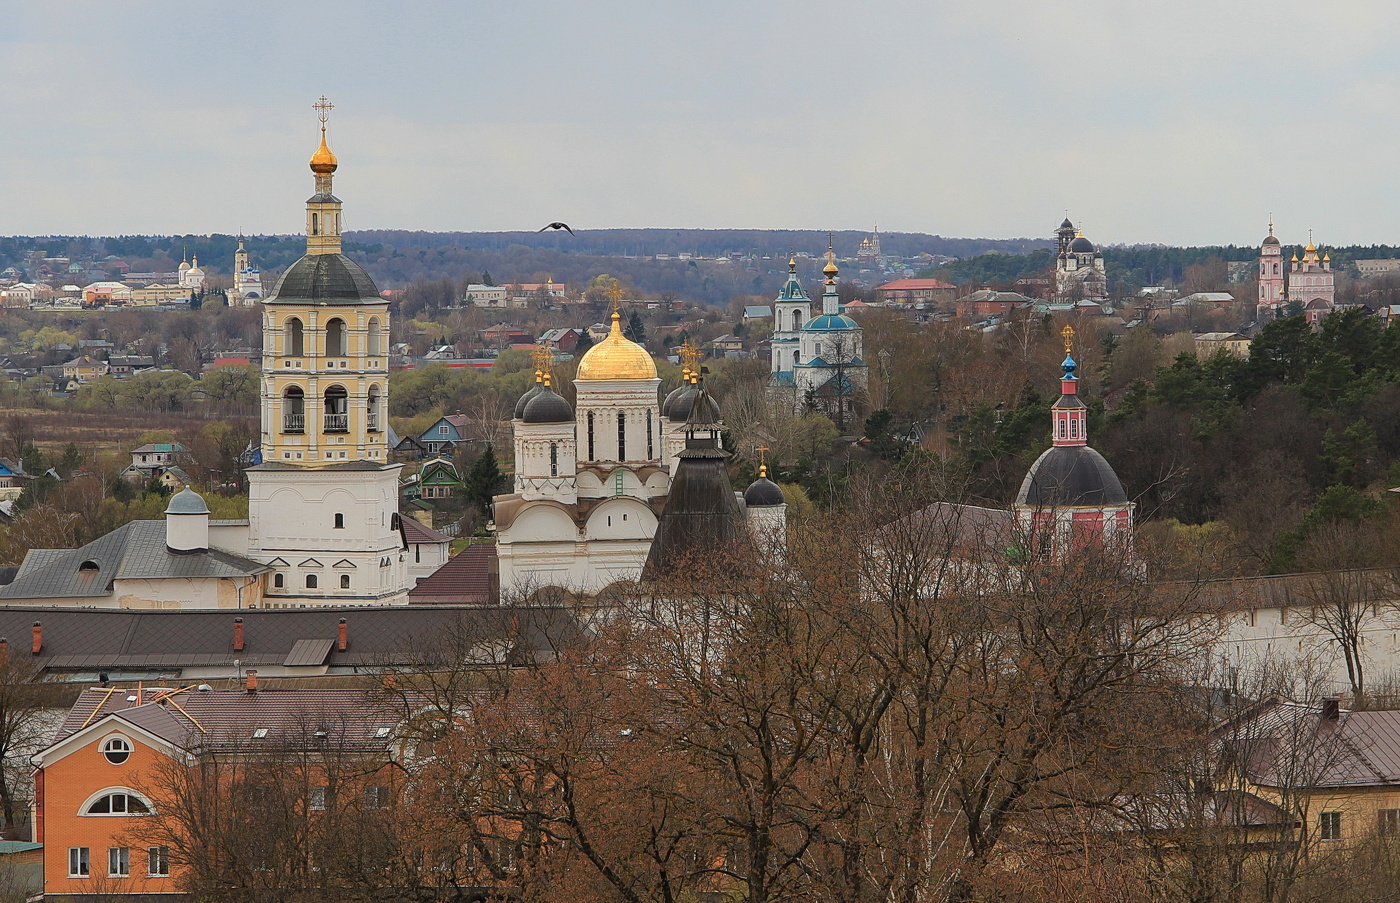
[1062,324,1075,355]
[313,95,334,130]
[605,280,624,317]
[756,444,770,477]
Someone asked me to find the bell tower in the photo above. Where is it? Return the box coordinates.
[244,98,408,606]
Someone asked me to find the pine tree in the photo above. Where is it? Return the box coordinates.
[481,270,495,287]
[463,446,504,517]
[625,311,646,344]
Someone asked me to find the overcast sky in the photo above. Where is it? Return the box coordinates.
[2,1,1398,246]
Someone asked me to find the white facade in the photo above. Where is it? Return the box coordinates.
[770,257,811,381]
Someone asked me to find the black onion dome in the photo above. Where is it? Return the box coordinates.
[744,476,784,507]
[1070,236,1096,253]
[267,253,381,304]
[1059,218,1075,230]
[1016,446,1128,508]
[667,383,702,422]
[514,383,544,419]
[522,387,574,423]
[1262,233,1280,246]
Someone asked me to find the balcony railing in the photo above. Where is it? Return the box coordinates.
[324,413,349,433]
[283,413,305,434]
[367,412,381,432]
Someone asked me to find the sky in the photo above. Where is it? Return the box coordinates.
[3,0,1400,247]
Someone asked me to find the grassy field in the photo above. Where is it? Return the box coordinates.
[7,407,256,464]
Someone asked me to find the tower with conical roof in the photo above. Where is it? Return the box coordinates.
[770,253,811,384]
[1013,327,1132,556]
[1257,218,1284,319]
[243,98,408,606]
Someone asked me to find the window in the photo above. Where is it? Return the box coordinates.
[306,575,318,589]
[323,385,349,433]
[617,410,626,461]
[283,387,305,433]
[646,410,654,458]
[285,317,304,357]
[1320,810,1342,841]
[550,443,558,477]
[109,846,130,878]
[326,318,347,357]
[439,424,449,436]
[102,737,131,764]
[273,573,284,588]
[85,792,151,815]
[69,847,89,877]
[311,212,319,235]
[587,412,595,460]
[148,846,169,877]
[309,786,327,811]
[364,786,391,809]
[339,574,350,589]
[334,513,344,529]
[367,385,382,432]
[367,317,383,356]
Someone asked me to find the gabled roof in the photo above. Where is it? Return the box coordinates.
[409,543,497,605]
[401,518,451,544]
[877,278,957,291]
[0,521,268,601]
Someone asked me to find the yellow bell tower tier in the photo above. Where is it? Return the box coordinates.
[244,98,409,607]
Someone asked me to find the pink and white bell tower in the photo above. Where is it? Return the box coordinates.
[1257,218,1285,319]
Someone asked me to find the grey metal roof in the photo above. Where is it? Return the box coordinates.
[0,521,268,601]
[265,253,381,305]
[0,605,586,674]
[283,638,334,667]
[522,387,574,423]
[165,487,209,514]
[1015,446,1128,508]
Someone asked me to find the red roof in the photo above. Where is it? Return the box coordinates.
[876,278,957,291]
[401,517,451,544]
[409,542,497,605]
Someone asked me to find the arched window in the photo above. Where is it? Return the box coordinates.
[283,387,305,433]
[84,791,151,816]
[367,317,382,356]
[792,310,801,331]
[587,412,595,460]
[324,386,348,433]
[285,317,304,357]
[311,212,319,235]
[646,410,654,458]
[326,318,347,357]
[306,574,318,589]
[340,574,351,589]
[273,573,284,588]
[550,443,558,477]
[617,411,626,461]
[367,385,382,432]
[101,737,131,765]
[334,513,344,529]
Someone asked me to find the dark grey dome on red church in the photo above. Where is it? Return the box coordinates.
[522,387,574,424]
[267,253,381,305]
[1016,446,1128,508]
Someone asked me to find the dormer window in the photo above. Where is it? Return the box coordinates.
[101,737,131,764]
[79,560,100,573]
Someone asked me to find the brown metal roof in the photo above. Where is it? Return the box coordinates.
[409,543,497,605]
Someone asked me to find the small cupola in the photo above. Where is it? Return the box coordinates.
[165,486,211,553]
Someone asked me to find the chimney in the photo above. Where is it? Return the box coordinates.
[245,669,258,694]
[380,669,397,691]
[233,618,244,652]
[337,618,348,652]
[1322,697,1342,721]
[31,622,41,655]
[0,638,9,660]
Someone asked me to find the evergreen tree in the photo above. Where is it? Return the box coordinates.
[574,331,595,355]
[625,311,646,344]
[480,270,495,287]
[55,443,82,478]
[463,446,504,517]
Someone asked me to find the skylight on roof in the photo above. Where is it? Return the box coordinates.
[252,728,268,739]
[375,726,391,738]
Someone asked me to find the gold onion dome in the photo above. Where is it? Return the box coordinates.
[823,256,839,278]
[310,129,338,174]
[575,310,657,380]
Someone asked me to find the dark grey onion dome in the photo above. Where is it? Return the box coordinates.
[669,382,720,423]
[1059,218,1075,230]
[1069,236,1096,253]
[661,380,691,419]
[1016,446,1128,508]
[522,387,574,424]
[1262,233,1280,246]
[514,383,544,419]
[744,476,785,507]
[266,253,381,304]
[165,486,210,515]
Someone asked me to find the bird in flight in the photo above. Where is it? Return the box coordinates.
[537,222,575,235]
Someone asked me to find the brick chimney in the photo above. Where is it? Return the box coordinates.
[245,669,258,694]
[337,618,348,652]
[0,638,9,660]
[233,618,244,652]
[31,622,41,655]
[1322,697,1342,721]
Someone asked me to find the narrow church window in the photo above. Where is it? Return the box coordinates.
[550,443,558,477]
[326,318,348,357]
[587,412,595,460]
[311,213,319,235]
[340,575,350,589]
[618,411,626,461]
[646,410,653,458]
[274,574,284,588]
[334,513,344,529]
[306,575,318,589]
[285,318,304,357]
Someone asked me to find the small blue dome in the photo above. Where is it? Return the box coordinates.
[165,487,209,515]
[803,314,858,332]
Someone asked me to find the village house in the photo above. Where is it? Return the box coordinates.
[61,356,109,384]
[875,277,959,306]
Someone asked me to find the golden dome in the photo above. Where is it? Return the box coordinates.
[575,310,657,380]
[1305,239,1316,253]
[310,128,338,175]
[823,251,839,279]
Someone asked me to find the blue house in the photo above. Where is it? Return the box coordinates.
[418,414,472,457]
